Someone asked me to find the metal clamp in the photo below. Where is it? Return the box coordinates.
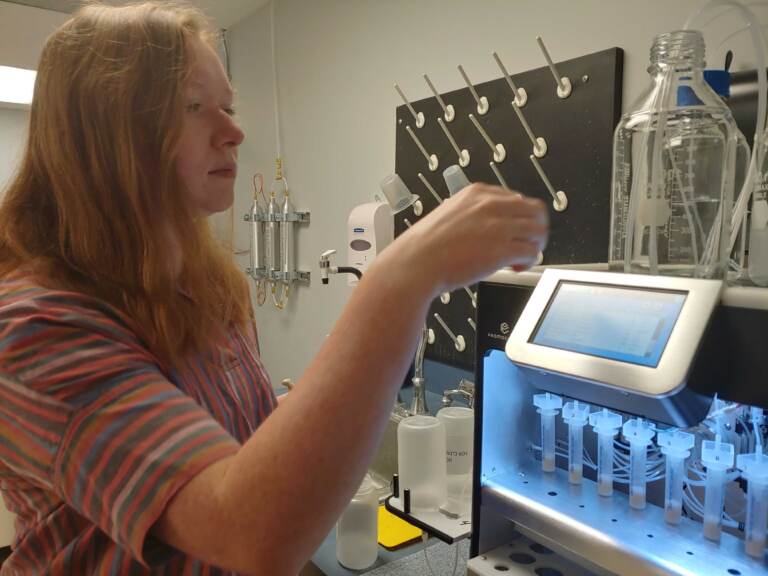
[243,211,311,224]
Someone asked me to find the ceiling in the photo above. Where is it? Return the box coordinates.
[2,0,270,28]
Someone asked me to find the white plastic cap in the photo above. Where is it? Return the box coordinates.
[562,400,590,425]
[442,164,471,196]
[379,173,419,214]
[622,418,655,446]
[589,408,622,434]
[657,429,695,456]
[533,392,562,413]
[736,452,768,483]
[701,439,735,470]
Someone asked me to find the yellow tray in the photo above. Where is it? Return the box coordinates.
[378,505,422,550]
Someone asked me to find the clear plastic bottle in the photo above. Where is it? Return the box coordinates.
[610,30,738,278]
[749,134,768,285]
[336,474,379,570]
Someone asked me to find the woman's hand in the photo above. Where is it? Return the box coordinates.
[375,183,549,298]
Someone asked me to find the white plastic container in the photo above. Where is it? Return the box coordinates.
[589,409,623,497]
[701,437,735,542]
[533,393,563,472]
[657,429,695,525]
[437,406,474,513]
[397,415,447,511]
[336,474,378,570]
[622,418,655,510]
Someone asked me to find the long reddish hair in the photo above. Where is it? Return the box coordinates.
[0,2,250,366]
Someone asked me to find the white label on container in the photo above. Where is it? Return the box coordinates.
[446,435,473,475]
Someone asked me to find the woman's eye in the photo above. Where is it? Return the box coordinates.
[186,102,202,113]
[223,107,237,117]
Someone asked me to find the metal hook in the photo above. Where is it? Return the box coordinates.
[394,83,426,127]
[529,154,568,212]
[423,73,455,122]
[469,114,506,163]
[438,118,470,167]
[434,313,466,352]
[457,64,489,115]
[464,287,477,308]
[536,36,572,99]
[511,101,547,158]
[406,125,439,171]
[492,51,527,107]
[418,173,443,205]
[489,161,508,189]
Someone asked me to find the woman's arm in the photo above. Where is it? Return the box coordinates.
[153,184,548,575]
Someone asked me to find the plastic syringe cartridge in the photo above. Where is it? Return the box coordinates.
[589,409,623,497]
[533,393,563,472]
[736,451,768,558]
[562,400,590,484]
[657,429,695,525]
[622,418,655,510]
[700,437,735,542]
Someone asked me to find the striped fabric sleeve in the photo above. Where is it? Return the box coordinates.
[0,291,241,567]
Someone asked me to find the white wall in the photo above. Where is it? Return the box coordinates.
[0,1,67,69]
[227,0,759,386]
[0,108,28,193]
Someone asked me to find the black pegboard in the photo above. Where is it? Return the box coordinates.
[394,47,623,370]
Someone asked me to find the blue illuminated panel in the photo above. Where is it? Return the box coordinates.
[531,282,687,368]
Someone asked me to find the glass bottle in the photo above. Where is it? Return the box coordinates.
[610,30,738,278]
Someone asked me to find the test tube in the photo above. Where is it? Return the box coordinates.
[700,436,735,542]
[562,400,590,484]
[589,409,623,497]
[533,393,562,472]
[737,451,768,558]
[657,429,695,525]
[622,418,655,509]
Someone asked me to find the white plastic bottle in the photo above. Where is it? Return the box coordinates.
[336,474,378,570]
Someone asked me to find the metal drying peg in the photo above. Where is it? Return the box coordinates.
[418,172,444,205]
[467,317,477,331]
[438,118,470,168]
[492,51,527,107]
[457,64,489,115]
[423,73,455,122]
[469,113,506,163]
[511,100,547,158]
[464,287,477,308]
[434,313,466,352]
[529,154,568,212]
[406,125,438,171]
[490,161,508,189]
[536,36,572,99]
[394,83,426,127]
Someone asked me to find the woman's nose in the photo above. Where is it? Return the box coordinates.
[214,113,245,149]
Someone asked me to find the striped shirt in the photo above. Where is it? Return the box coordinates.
[0,274,276,575]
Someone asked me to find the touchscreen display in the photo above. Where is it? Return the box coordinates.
[531,282,687,367]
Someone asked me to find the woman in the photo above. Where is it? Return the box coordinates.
[0,3,548,575]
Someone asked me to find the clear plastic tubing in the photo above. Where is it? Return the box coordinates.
[684,1,768,256]
[737,450,768,557]
[562,400,590,484]
[622,419,655,510]
[533,393,562,472]
[700,436,735,542]
[657,429,695,524]
[589,409,623,496]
